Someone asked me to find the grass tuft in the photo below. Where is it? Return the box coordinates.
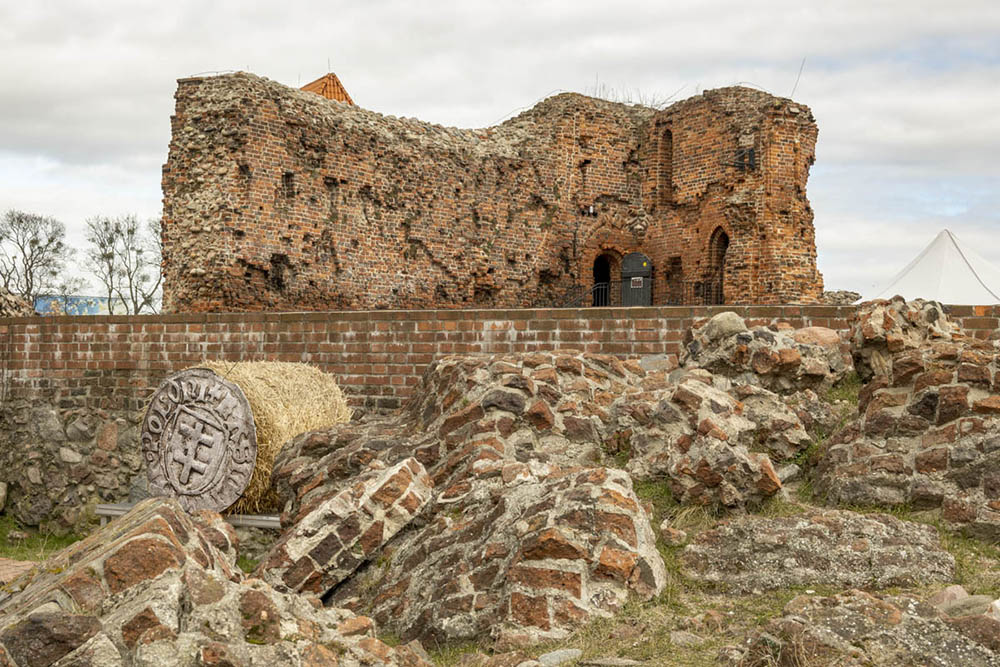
[0,514,80,562]
[427,639,485,666]
[236,555,260,574]
[825,370,862,406]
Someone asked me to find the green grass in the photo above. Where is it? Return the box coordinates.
[632,480,719,612]
[236,555,260,574]
[601,430,633,469]
[0,514,81,562]
[788,371,863,504]
[754,495,809,519]
[825,370,862,406]
[428,640,485,666]
[939,528,1000,598]
[632,479,676,520]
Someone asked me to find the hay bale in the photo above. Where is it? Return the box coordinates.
[199,361,351,514]
[142,361,350,515]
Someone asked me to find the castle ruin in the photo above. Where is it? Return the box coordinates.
[161,73,822,312]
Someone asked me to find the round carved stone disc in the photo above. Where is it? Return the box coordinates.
[141,368,258,512]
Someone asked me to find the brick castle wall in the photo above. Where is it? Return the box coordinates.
[0,305,867,414]
[1,304,997,532]
[161,74,823,312]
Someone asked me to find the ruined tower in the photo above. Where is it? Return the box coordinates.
[161,73,822,312]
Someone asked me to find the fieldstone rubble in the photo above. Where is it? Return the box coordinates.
[257,331,862,643]
[819,289,862,305]
[817,299,1000,536]
[606,371,793,506]
[256,457,434,595]
[0,288,33,318]
[731,589,1000,666]
[334,465,665,647]
[850,297,960,382]
[0,498,429,666]
[681,312,849,394]
[270,352,674,644]
[681,509,954,593]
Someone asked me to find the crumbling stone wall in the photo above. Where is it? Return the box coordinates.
[0,302,996,533]
[0,304,855,533]
[161,73,823,312]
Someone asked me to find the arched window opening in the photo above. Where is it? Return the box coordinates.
[708,227,729,305]
[592,254,612,307]
[659,129,673,205]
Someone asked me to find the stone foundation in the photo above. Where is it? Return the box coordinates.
[0,302,995,532]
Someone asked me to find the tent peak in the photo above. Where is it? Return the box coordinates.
[870,228,1000,304]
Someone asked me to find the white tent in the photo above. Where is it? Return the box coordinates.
[870,229,1000,304]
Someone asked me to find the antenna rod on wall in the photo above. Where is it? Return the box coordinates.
[790,57,806,98]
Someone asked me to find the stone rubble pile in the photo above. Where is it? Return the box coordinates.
[731,589,1000,666]
[607,370,794,506]
[681,509,954,593]
[681,311,850,394]
[850,297,961,382]
[8,301,1000,664]
[0,498,429,666]
[0,287,33,318]
[257,457,435,596]
[268,352,671,646]
[819,289,862,305]
[816,298,1000,536]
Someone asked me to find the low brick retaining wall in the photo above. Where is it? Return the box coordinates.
[0,303,995,532]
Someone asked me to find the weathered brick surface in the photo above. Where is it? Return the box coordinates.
[818,299,1000,538]
[161,73,823,312]
[0,302,991,532]
[256,457,434,595]
[0,498,428,666]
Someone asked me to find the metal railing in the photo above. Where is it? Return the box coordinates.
[560,279,724,307]
[563,281,623,308]
[664,279,723,306]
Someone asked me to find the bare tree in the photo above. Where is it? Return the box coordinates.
[0,209,81,305]
[85,214,162,314]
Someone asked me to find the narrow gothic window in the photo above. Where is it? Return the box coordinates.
[709,227,729,305]
[660,129,673,205]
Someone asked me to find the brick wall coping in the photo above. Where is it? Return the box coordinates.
[0,303,869,327]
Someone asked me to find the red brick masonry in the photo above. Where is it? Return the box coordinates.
[162,74,823,312]
[0,305,997,411]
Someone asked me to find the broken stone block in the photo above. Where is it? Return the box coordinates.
[328,466,665,647]
[681,509,954,592]
[0,498,430,666]
[735,589,998,666]
[256,457,434,595]
[682,315,850,394]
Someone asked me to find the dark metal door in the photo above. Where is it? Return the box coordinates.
[620,252,653,306]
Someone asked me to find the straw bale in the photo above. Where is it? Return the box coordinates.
[195,361,351,513]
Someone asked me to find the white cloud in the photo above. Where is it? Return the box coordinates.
[1,0,999,297]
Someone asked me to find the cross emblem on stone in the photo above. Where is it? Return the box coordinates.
[172,417,216,485]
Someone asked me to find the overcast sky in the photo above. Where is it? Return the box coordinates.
[1,0,998,298]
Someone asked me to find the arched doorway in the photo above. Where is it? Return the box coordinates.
[708,227,729,305]
[593,254,613,306]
